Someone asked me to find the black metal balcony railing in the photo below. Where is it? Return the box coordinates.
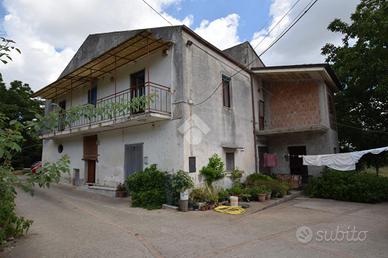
[53,82,171,134]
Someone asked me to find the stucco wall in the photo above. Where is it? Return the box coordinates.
[42,136,85,183]
[180,31,256,186]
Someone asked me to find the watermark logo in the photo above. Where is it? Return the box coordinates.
[296,225,313,244]
[178,114,210,145]
[296,225,368,244]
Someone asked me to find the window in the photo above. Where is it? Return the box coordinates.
[259,100,265,130]
[225,152,235,171]
[88,80,97,106]
[189,156,196,172]
[222,75,231,107]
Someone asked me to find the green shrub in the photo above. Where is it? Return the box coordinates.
[200,154,225,188]
[230,169,244,185]
[217,188,230,201]
[228,183,243,196]
[305,170,388,203]
[171,170,194,193]
[125,164,167,209]
[245,173,274,187]
[189,186,218,204]
[245,173,289,198]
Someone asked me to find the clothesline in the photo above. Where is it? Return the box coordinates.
[302,146,388,171]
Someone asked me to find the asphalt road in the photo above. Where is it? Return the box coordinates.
[3,184,388,258]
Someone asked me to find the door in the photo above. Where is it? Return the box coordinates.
[130,70,145,98]
[83,135,98,184]
[87,160,96,184]
[124,143,143,178]
[130,70,145,113]
[288,146,308,183]
[88,81,98,106]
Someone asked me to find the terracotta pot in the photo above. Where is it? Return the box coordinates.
[258,193,266,202]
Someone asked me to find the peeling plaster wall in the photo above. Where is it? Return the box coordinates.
[180,31,256,186]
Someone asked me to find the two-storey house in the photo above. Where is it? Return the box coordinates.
[33,25,339,191]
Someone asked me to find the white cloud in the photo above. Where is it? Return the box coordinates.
[0,0,192,91]
[251,0,360,65]
[194,14,240,50]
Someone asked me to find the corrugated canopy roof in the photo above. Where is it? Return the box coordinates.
[33,29,172,99]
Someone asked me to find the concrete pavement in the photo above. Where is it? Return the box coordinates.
[3,184,388,258]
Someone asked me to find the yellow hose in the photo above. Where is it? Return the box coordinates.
[214,205,246,215]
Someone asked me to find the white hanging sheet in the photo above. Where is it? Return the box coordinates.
[302,146,388,171]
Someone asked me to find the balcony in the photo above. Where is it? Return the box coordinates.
[43,82,171,138]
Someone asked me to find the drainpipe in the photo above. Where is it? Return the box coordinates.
[250,74,258,173]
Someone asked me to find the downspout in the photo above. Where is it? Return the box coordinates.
[250,73,258,173]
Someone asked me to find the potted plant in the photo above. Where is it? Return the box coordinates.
[257,185,268,202]
[172,170,194,212]
[116,183,127,198]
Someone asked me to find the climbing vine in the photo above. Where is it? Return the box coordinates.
[32,94,155,132]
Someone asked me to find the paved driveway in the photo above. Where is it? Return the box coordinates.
[3,184,388,258]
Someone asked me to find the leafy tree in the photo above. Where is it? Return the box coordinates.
[0,113,70,246]
[0,74,44,168]
[0,38,70,246]
[321,0,388,174]
[0,37,20,64]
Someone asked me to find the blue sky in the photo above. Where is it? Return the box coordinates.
[165,0,272,41]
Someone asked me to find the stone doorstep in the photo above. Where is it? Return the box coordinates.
[79,185,117,198]
[88,185,116,191]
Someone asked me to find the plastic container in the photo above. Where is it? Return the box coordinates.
[230,196,238,207]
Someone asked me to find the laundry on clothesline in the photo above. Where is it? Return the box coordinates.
[263,153,277,168]
[302,146,388,171]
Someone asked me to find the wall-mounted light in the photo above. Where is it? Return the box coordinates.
[162,49,169,56]
[186,40,193,47]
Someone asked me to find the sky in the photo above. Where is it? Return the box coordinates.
[0,0,360,92]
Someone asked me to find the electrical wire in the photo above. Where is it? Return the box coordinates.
[259,0,319,57]
[195,0,319,106]
[140,0,319,106]
[141,0,174,26]
[251,0,303,51]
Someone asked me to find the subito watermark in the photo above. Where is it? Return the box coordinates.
[178,114,210,145]
[296,225,368,244]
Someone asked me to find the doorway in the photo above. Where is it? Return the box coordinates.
[124,143,143,178]
[258,146,270,174]
[83,135,98,185]
[288,146,308,183]
[130,70,146,114]
[87,160,96,184]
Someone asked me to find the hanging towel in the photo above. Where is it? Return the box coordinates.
[302,146,388,171]
[264,153,278,168]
